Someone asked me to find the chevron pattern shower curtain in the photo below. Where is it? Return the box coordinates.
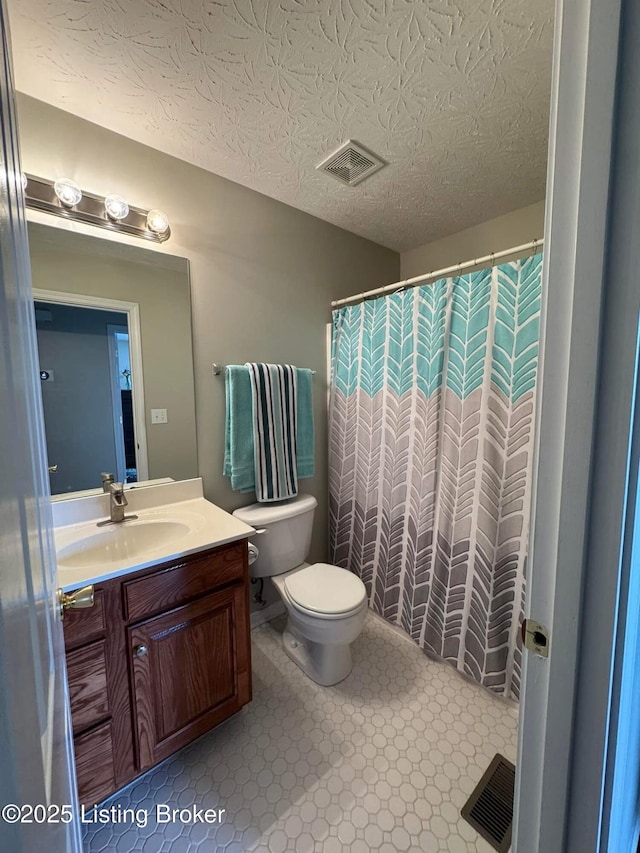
[329,255,542,700]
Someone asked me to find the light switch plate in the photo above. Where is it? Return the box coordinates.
[151,408,168,424]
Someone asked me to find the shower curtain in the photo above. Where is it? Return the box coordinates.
[329,255,542,700]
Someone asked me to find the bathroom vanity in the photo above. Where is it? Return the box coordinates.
[54,480,254,805]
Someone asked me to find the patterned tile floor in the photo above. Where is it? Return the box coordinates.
[83,612,518,852]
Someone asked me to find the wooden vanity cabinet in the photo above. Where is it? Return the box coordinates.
[129,583,248,770]
[63,539,251,805]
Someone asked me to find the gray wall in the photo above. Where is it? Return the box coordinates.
[29,223,198,485]
[17,95,400,572]
[35,302,124,494]
[401,200,545,279]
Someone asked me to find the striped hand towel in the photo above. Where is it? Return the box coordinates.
[247,363,299,502]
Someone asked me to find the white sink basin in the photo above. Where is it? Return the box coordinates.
[52,482,255,591]
[57,518,192,569]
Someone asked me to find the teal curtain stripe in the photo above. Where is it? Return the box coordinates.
[331,254,543,403]
[415,278,448,397]
[492,253,542,403]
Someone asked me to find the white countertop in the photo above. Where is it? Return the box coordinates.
[53,478,255,592]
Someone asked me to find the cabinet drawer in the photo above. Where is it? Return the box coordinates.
[123,542,246,622]
[74,721,115,806]
[63,589,105,650]
[67,640,109,735]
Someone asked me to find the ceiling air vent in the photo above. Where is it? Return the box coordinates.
[317,140,386,186]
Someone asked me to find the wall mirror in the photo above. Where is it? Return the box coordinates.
[29,221,198,499]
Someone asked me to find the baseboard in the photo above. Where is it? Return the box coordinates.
[251,601,285,628]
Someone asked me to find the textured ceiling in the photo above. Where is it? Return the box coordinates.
[8,0,554,252]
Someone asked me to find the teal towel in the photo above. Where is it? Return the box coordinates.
[223,365,315,493]
[223,365,255,492]
[296,368,315,479]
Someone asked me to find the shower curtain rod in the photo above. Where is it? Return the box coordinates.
[330,238,544,309]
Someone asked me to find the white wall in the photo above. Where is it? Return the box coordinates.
[17,95,400,573]
[401,200,545,279]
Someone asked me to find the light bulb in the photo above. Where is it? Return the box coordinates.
[54,178,82,208]
[146,208,169,235]
[105,194,129,221]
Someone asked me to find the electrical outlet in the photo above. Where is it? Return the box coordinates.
[151,408,168,424]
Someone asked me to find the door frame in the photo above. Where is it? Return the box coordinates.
[602,336,640,851]
[515,0,640,849]
[32,288,149,482]
[565,0,640,847]
[106,323,128,483]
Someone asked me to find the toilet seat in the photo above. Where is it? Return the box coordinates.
[283,563,366,618]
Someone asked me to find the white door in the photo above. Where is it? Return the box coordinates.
[515,0,640,850]
[0,2,81,850]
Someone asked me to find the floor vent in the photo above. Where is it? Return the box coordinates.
[316,140,385,186]
[461,753,515,852]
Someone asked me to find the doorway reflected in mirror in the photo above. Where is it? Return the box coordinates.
[34,301,138,494]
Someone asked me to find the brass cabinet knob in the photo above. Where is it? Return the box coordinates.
[57,585,94,619]
[134,644,148,658]
[48,465,58,473]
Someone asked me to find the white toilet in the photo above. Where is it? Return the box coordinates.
[233,494,367,686]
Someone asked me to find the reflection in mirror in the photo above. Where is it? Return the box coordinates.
[28,222,198,498]
[35,298,141,494]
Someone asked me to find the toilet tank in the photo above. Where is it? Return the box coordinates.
[233,494,317,578]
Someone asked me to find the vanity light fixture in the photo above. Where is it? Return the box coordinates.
[146,209,170,236]
[54,177,82,207]
[104,194,130,221]
[24,174,170,243]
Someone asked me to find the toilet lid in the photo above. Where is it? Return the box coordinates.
[284,563,366,615]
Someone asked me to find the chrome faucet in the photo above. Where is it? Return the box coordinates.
[97,482,138,527]
[101,472,115,493]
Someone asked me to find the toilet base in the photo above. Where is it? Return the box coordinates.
[282,622,353,686]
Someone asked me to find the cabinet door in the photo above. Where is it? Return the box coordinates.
[129,583,250,770]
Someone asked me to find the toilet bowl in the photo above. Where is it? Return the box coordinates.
[232,495,367,686]
[272,563,368,685]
